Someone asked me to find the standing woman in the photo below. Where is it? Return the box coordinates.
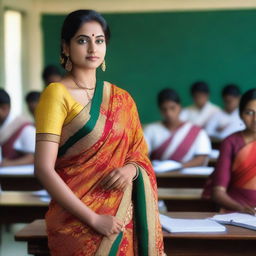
[204,89,256,214]
[35,10,164,256]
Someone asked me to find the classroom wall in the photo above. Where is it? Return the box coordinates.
[42,10,256,124]
[2,0,256,118]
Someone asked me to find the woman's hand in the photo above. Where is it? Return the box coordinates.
[238,205,256,215]
[91,214,123,236]
[100,164,137,191]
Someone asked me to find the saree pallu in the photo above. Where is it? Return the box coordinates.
[227,141,256,207]
[45,81,164,256]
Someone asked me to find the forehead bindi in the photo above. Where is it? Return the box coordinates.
[75,21,104,38]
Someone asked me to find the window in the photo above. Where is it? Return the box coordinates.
[4,10,22,115]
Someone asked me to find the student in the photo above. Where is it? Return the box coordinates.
[25,91,41,119]
[206,84,245,139]
[204,89,256,214]
[0,89,35,166]
[34,10,164,255]
[144,88,211,167]
[180,81,220,128]
[42,65,62,87]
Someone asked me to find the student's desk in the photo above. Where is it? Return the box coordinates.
[158,188,217,211]
[156,170,209,188]
[0,165,42,191]
[0,191,48,223]
[15,212,256,256]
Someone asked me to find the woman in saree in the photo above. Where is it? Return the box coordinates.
[144,88,211,167]
[204,89,256,214]
[34,10,164,255]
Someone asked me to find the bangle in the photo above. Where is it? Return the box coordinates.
[126,162,139,181]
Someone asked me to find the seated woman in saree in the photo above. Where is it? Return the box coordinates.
[34,10,164,256]
[144,88,211,168]
[203,89,256,214]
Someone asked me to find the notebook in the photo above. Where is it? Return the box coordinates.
[152,160,182,173]
[160,214,226,233]
[0,164,34,175]
[181,166,214,175]
[211,213,256,231]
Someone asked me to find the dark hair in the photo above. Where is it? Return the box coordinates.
[60,10,110,69]
[157,88,181,107]
[239,88,256,115]
[25,91,41,103]
[222,84,241,97]
[42,65,61,82]
[0,88,10,105]
[190,81,209,95]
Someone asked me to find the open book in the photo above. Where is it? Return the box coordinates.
[211,213,256,231]
[160,214,226,233]
[152,160,182,173]
[0,164,34,175]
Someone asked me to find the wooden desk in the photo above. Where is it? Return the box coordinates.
[15,213,256,256]
[156,170,209,188]
[0,173,42,191]
[158,188,217,211]
[0,191,48,223]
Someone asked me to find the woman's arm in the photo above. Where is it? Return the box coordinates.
[35,140,123,236]
[212,186,255,215]
[182,155,209,168]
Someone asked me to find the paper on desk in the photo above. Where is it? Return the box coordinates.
[210,149,220,160]
[32,189,50,197]
[211,213,256,231]
[181,166,214,175]
[160,214,226,233]
[152,160,182,173]
[0,164,34,175]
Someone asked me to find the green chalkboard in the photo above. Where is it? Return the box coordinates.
[42,10,256,124]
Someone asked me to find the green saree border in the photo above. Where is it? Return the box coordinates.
[58,80,104,157]
[109,232,123,256]
[133,167,149,256]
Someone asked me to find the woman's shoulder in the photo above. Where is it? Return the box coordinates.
[106,81,132,96]
[221,131,244,150]
[41,82,68,97]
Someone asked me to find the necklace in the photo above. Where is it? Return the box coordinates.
[71,75,96,90]
[70,75,95,102]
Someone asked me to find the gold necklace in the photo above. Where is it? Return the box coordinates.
[70,76,95,102]
[71,75,96,90]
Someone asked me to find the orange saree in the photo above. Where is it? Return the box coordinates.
[36,81,164,255]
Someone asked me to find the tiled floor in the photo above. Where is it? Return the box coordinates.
[0,224,29,256]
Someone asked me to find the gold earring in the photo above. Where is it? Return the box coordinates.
[65,56,72,72]
[60,56,65,65]
[101,60,106,72]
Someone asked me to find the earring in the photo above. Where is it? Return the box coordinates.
[101,60,106,72]
[65,56,72,71]
[60,56,65,65]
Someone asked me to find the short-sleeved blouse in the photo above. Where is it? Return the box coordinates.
[35,83,84,143]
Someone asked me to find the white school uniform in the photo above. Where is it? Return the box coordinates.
[144,122,211,163]
[205,109,245,139]
[180,102,221,128]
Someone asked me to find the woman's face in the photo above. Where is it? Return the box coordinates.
[160,101,181,124]
[64,21,106,70]
[241,99,256,133]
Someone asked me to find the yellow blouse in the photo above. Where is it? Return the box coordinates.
[35,82,84,143]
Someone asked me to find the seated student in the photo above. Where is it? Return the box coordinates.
[42,65,62,87]
[25,91,41,119]
[204,89,256,214]
[144,88,211,167]
[180,81,220,128]
[0,89,35,166]
[206,84,245,139]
